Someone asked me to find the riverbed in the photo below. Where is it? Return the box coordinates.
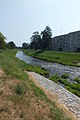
[16,51,80,81]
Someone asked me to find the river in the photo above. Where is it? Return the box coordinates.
[16,51,80,82]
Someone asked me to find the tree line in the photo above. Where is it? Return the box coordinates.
[22,26,53,50]
[0,32,16,49]
[0,26,52,50]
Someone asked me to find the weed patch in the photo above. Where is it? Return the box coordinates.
[61,73,69,79]
[15,82,26,95]
[74,77,80,84]
[50,74,80,97]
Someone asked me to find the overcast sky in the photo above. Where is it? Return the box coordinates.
[0,0,80,46]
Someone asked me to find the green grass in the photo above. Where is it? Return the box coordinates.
[49,74,80,97]
[61,73,69,79]
[74,77,80,84]
[0,49,72,120]
[0,49,48,78]
[0,50,28,80]
[24,50,80,66]
[65,86,80,97]
[49,74,60,83]
[24,50,80,97]
[19,61,49,77]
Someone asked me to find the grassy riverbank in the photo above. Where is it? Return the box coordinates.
[0,50,48,77]
[24,50,80,66]
[23,50,80,97]
[0,50,72,120]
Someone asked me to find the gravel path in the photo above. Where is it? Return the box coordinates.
[28,72,80,120]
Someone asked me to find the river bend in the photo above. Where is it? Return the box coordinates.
[16,51,80,81]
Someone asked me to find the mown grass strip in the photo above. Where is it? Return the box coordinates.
[24,50,80,66]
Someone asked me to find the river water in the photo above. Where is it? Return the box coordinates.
[16,51,80,81]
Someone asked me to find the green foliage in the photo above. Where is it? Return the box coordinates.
[50,74,80,97]
[74,77,80,83]
[65,86,80,97]
[69,83,80,91]
[50,74,70,86]
[29,26,52,50]
[7,41,16,49]
[0,50,28,80]
[24,50,80,66]
[59,79,70,86]
[16,59,49,77]
[0,50,72,120]
[0,50,48,79]
[22,42,29,49]
[15,83,26,95]
[23,50,43,57]
[30,31,41,50]
[49,74,60,83]
[61,73,69,79]
[0,32,6,49]
[30,82,47,99]
[41,26,52,50]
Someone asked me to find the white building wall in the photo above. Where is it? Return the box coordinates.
[52,30,80,52]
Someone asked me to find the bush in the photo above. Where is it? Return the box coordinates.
[74,77,80,84]
[59,78,70,86]
[61,73,69,79]
[49,74,60,83]
[65,86,80,97]
[69,83,80,91]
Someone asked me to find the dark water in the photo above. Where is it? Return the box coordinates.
[16,51,80,81]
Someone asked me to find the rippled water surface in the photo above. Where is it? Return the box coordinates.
[16,51,80,81]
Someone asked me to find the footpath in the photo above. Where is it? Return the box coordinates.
[28,72,80,120]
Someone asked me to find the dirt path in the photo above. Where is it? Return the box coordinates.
[28,72,80,120]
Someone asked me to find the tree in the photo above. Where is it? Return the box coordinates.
[7,41,16,49]
[30,31,41,50]
[0,32,6,49]
[22,42,29,49]
[41,26,52,50]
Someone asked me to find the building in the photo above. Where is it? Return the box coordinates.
[52,30,80,52]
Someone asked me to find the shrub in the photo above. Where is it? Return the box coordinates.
[49,74,60,83]
[69,83,80,91]
[59,78,70,86]
[74,77,80,84]
[61,73,69,79]
[65,86,80,97]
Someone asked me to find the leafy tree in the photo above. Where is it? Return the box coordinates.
[41,26,52,50]
[7,41,16,49]
[0,32,6,49]
[29,26,53,50]
[30,31,41,50]
[22,42,29,49]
